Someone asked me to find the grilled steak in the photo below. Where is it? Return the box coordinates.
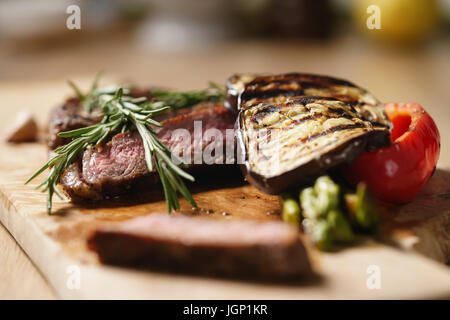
[88,214,312,280]
[49,89,154,150]
[56,102,236,202]
[227,73,391,194]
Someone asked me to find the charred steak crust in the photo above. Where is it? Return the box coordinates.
[230,73,392,194]
[88,214,312,280]
[49,89,156,150]
[48,98,101,150]
[56,102,236,202]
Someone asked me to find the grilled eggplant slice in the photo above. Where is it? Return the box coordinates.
[229,73,391,194]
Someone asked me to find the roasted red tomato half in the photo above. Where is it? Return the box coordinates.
[342,103,440,204]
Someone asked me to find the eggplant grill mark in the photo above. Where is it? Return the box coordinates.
[291,96,369,117]
[244,97,292,109]
[303,123,366,143]
[294,81,336,90]
[246,82,302,92]
[346,100,366,107]
[244,95,355,110]
[252,107,360,130]
[241,89,305,102]
[275,124,366,148]
[294,132,364,160]
[287,96,340,106]
[266,128,272,143]
[290,73,358,88]
[370,121,391,129]
[258,121,366,149]
[255,125,367,163]
[285,113,326,127]
[251,106,281,124]
[326,108,355,118]
[281,110,356,128]
[247,73,357,89]
[291,97,385,125]
[318,94,365,107]
[251,106,358,129]
[248,79,305,87]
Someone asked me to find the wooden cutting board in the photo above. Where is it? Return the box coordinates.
[0,78,448,299]
[0,138,449,299]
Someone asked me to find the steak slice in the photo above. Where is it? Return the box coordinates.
[227,73,391,194]
[87,214,312,280]
[59,102,237,202]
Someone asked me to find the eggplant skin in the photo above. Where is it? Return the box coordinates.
[231,73,392,194]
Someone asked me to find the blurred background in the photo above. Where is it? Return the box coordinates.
[0,0,449,160]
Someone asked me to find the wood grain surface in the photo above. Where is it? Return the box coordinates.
[0,223,55,299]
[1,35,450,299]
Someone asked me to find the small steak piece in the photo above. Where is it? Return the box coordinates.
[227,73,392,194]
[59,102,237,202]
[88,214,312,280]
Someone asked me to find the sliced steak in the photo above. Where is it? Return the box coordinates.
[87,214,312,280]
[59,102,237,202]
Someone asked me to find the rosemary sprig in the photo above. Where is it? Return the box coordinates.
[111,88,197,212]
[26,77,224,214]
